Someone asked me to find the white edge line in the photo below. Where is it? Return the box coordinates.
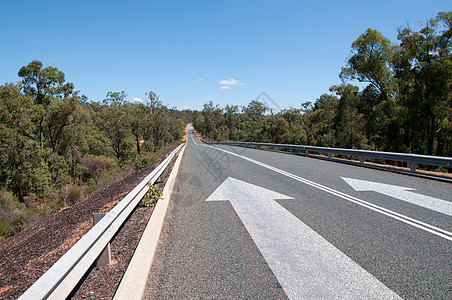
[207,145,452,242]
[113,144,186,300]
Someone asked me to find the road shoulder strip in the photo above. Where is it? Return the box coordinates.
[113,144,186,300]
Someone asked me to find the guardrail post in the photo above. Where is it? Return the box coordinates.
[328,153,331,159]
[92,213,111,266]
[410,162,416,172]
[305,150,309,156]
[359,157,364,165]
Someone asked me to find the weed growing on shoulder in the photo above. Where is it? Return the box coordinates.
[140,184,163,207]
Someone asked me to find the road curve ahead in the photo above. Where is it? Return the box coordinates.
[144,126,451,299]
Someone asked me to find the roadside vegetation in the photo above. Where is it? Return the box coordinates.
[0,62,190,240]
[194,11,452,159]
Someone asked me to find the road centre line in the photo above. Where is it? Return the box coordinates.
[190,131,199,145]
[203,144,452,242]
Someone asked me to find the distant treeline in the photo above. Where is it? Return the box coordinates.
[0,61,189,239]
[193,11,452,158]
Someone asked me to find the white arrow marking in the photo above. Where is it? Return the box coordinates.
[342,177,452,217]
[200,145,452,240]
[207,177,401,300]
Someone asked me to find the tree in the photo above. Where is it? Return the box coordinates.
[127,103,148,155]
[18,60,74,149]
[45,95,81,153]
[394,12,452,155]
[340,28,395,101]
[144,91,165,149]
[103,91,128,106]
[0,84,41,199]
[242,101,267,142]
[304,93,339,147]
[331,85,368,149]
[80,155,114,189]
[99,92,131,159]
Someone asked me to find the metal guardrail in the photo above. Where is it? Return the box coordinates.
[19,143,185,300]
[203,140,452,179]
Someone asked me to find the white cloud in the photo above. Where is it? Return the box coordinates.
[219,78,244,86]
[218,78,245,90]
[196,78,204,81]
[183,106,191,109]
[134,97,144,102]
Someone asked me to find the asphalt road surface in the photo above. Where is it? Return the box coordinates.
[144,127,451,299]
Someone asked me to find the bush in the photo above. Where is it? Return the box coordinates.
[434,166,448,174]
[0,216,12,240]
[139,184,163,207]
[119,136,137,164]
[68,186,81,203]
[134,154,151,170]
[60,185,82,206]
[0,191,27,239]
[80,155,116,189]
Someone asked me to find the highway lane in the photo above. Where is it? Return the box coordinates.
[144,128,451,299]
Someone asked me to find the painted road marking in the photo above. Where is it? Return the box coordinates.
[203,144,452,241]
[207,177,401,300]
[342,177,452,217]
[189,129,199,145]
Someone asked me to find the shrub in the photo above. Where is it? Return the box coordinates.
[80,155,115,189]
[68,186,81,203]
[134,154,151,170]
[140,184,163,207]
[0,216,12,240]
[60,185,82,206]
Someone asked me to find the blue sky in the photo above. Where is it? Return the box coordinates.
[1,1,450,111]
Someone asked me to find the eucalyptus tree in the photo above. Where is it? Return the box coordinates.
[99,92,131,159]
[304,93,339,147]
[394,11,452,155]
[0,84,50,199]
[340,28,395,101]
[18,60,74,149]
[331,84,368,149]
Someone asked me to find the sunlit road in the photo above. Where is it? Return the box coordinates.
[144,126,451,299]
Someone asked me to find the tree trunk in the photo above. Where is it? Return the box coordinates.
[427,118,434,156]
[39,115,44,150]
[136,136,141,155]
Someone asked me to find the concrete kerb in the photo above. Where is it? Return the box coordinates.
[113,144,186,300]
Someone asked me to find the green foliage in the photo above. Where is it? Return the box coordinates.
[134,154,151,170]
[119,136,138,164]
[67,185,82,204]
[139,184,163,207]
[340,28,395,100]
[0,216,12,240]
[0,61,186,240]
[18,60,74,104]
[80,155,116,189]
[393,13,452,155]
[0,191,27,240]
